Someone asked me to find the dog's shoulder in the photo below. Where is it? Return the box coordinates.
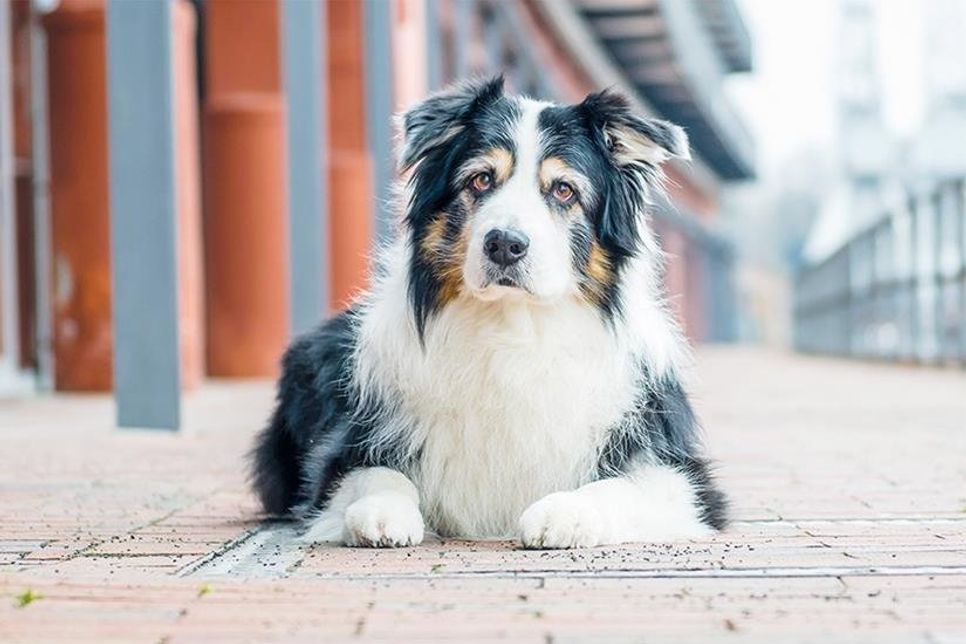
[283,308,359,378]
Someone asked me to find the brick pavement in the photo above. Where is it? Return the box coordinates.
[1,348,965,642]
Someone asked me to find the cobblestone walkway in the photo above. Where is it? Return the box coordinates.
[1,348,964,642]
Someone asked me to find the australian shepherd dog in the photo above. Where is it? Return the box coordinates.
[251,77,727,549]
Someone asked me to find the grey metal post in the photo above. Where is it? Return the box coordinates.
[909,199,920,362]
[363,0,396,244]
[425,0,444,90]
[960,180,966,366]
[483,6,503,74]
[0,0,21,381]
[494,2,550,98]
[937,184,957,363]
[959,179,966,366]
[30,12,54,390]
[106,0,181,430]
[914,193,939,363]
[931,191,943,362]
[282,0,328,335]
[454,0,473,78]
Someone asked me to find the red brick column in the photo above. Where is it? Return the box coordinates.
[45,0,112,391]
[327,0,373,310]
[202,0,289,377]
[44,0,204,391]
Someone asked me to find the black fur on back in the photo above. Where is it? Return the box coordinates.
[249,309,402,516]
[597,373,729,530]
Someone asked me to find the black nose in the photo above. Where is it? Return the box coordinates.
[483,229,529,267]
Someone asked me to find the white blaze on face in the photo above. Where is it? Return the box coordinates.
[462,98,578,302]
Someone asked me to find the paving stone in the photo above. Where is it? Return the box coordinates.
[0,348,964,641]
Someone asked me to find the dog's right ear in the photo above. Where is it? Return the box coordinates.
[579,89,690,166]
[398,76,505,172]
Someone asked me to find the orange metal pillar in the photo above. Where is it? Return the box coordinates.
[44,0,204,391]
[327,0,373,309]
[202,0,289,377]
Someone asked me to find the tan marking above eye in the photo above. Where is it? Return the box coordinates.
[539,157,569,190]
[465,148,513,186]
[489,148,514,182]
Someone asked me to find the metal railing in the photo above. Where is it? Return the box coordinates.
[794,178,966,364]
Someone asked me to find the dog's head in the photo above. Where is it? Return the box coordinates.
[400,77,688,337]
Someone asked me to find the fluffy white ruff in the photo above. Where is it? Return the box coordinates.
[344,230,688,536]
[297,227,703,545]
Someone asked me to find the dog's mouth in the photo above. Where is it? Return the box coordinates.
[485,273,529,292]
[476,268,532,298]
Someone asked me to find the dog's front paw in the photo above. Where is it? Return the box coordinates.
[343,493,425,548]
[519,492,605,549]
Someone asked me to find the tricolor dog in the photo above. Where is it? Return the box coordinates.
[251,77,727,548]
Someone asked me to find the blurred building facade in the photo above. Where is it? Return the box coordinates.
[915,0,966,180]
[795,0,966,365]
[0,0,754,424]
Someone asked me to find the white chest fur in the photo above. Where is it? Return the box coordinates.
[355,283,638,537]
[417,298,638,536]
[351,238,687,537]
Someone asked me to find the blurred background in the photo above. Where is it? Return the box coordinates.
[0,0,964,429]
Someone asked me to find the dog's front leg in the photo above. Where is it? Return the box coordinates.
[519,464,712,549]
[301,467,425,547]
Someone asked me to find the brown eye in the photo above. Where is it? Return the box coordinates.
[471,171,494,193]
[552,181,575,204]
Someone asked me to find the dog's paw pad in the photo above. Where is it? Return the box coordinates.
[519,492,604,549]
[343,494,425,548]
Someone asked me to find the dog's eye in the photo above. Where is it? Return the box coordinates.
[470,171,494,194]
[552,181,576,204]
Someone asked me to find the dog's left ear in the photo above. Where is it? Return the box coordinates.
[580,89,690,166]
[398,76,505,171]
